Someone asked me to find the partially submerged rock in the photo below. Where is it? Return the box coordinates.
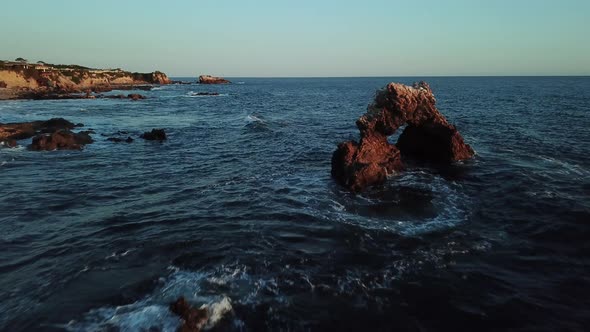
[198,75,231,84]
[30,130,93,151]
[190,92,220,96]
[140,128,166,141]
[107,136,134,143]
[101,93,146,100]
[0,118,93,150]
[170,297,209,332]
[0,118,77,142]
[1,139,17,148]
[127,93,145,101]
[331,82,474,192]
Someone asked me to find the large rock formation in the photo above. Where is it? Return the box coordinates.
[198,75,231,84]
[331,82,474,192]
[0,60,171,100]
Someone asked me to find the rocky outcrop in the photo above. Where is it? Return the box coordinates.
[140,128,166,141]
[0,118,93,150]
[0,118,78,142]
[0,60,171,100]
[198,75,231,84]
[170,297,209,332]
[148,71,171,85]
[30,130,93,151]
[331,82,474,192]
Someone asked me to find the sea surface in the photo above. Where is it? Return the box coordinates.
[1,77,589,331]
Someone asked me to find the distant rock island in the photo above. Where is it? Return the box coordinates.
[0,59,171,100]
[198,75,231,84]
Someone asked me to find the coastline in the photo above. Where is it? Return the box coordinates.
[0,60,171,100]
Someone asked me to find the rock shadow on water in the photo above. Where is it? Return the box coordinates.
[343,184,438,221]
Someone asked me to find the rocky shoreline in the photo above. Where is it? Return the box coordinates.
[0,117,166,150]
[0,60,170,100]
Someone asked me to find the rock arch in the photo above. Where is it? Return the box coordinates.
[331,82,474,192]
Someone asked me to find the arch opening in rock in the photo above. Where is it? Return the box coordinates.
[331,81,474,192]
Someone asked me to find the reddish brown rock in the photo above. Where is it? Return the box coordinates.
[1,139,17,148]
[198,75,231,84]
[30,130,93,151]
[170,297,209,332]
[0,118,77,141]
[332,82,474,192]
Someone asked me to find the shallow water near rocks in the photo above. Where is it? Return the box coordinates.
[1,77,589,331]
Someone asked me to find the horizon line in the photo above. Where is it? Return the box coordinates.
[170,74,590,78]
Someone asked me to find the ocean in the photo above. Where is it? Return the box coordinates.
[1,77,589,331]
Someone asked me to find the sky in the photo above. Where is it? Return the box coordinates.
[1,0,589,77]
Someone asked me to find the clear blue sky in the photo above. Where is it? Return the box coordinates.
[1,0,589,76]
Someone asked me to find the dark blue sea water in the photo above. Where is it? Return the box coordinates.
[1,77,589,331]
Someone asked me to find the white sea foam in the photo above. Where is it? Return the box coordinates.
[66,269,235,332]
[186,91,228,98]
[329,171,472,236]
[246,114,265,123]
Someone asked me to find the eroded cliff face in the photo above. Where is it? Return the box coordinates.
[331,82,474,192]
[0,63,170,99]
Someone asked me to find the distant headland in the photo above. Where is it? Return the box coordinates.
[0,58,171,100]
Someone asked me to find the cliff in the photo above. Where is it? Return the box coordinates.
[0,60,170,100]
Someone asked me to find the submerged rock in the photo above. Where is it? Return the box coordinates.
[331,82,474,192]
[140,128,166,141]
[170,297,209,332]
[198,75,231,84]
[107,136,134,143]
[101,93,146,100]
[30,130,93,151]
[127,93,145,101]
[190,92,220,96]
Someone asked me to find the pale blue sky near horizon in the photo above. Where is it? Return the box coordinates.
[1,0,589,77]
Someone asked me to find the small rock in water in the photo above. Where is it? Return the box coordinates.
[170,297,209,332]
[127,93,145,100]
[0,139,17,148]
[107,136,134,143]
[140,129,166,141]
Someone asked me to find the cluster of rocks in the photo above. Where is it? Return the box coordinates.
[331,82,474,192]
[0,117,167,150]
[19,91,148,101]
